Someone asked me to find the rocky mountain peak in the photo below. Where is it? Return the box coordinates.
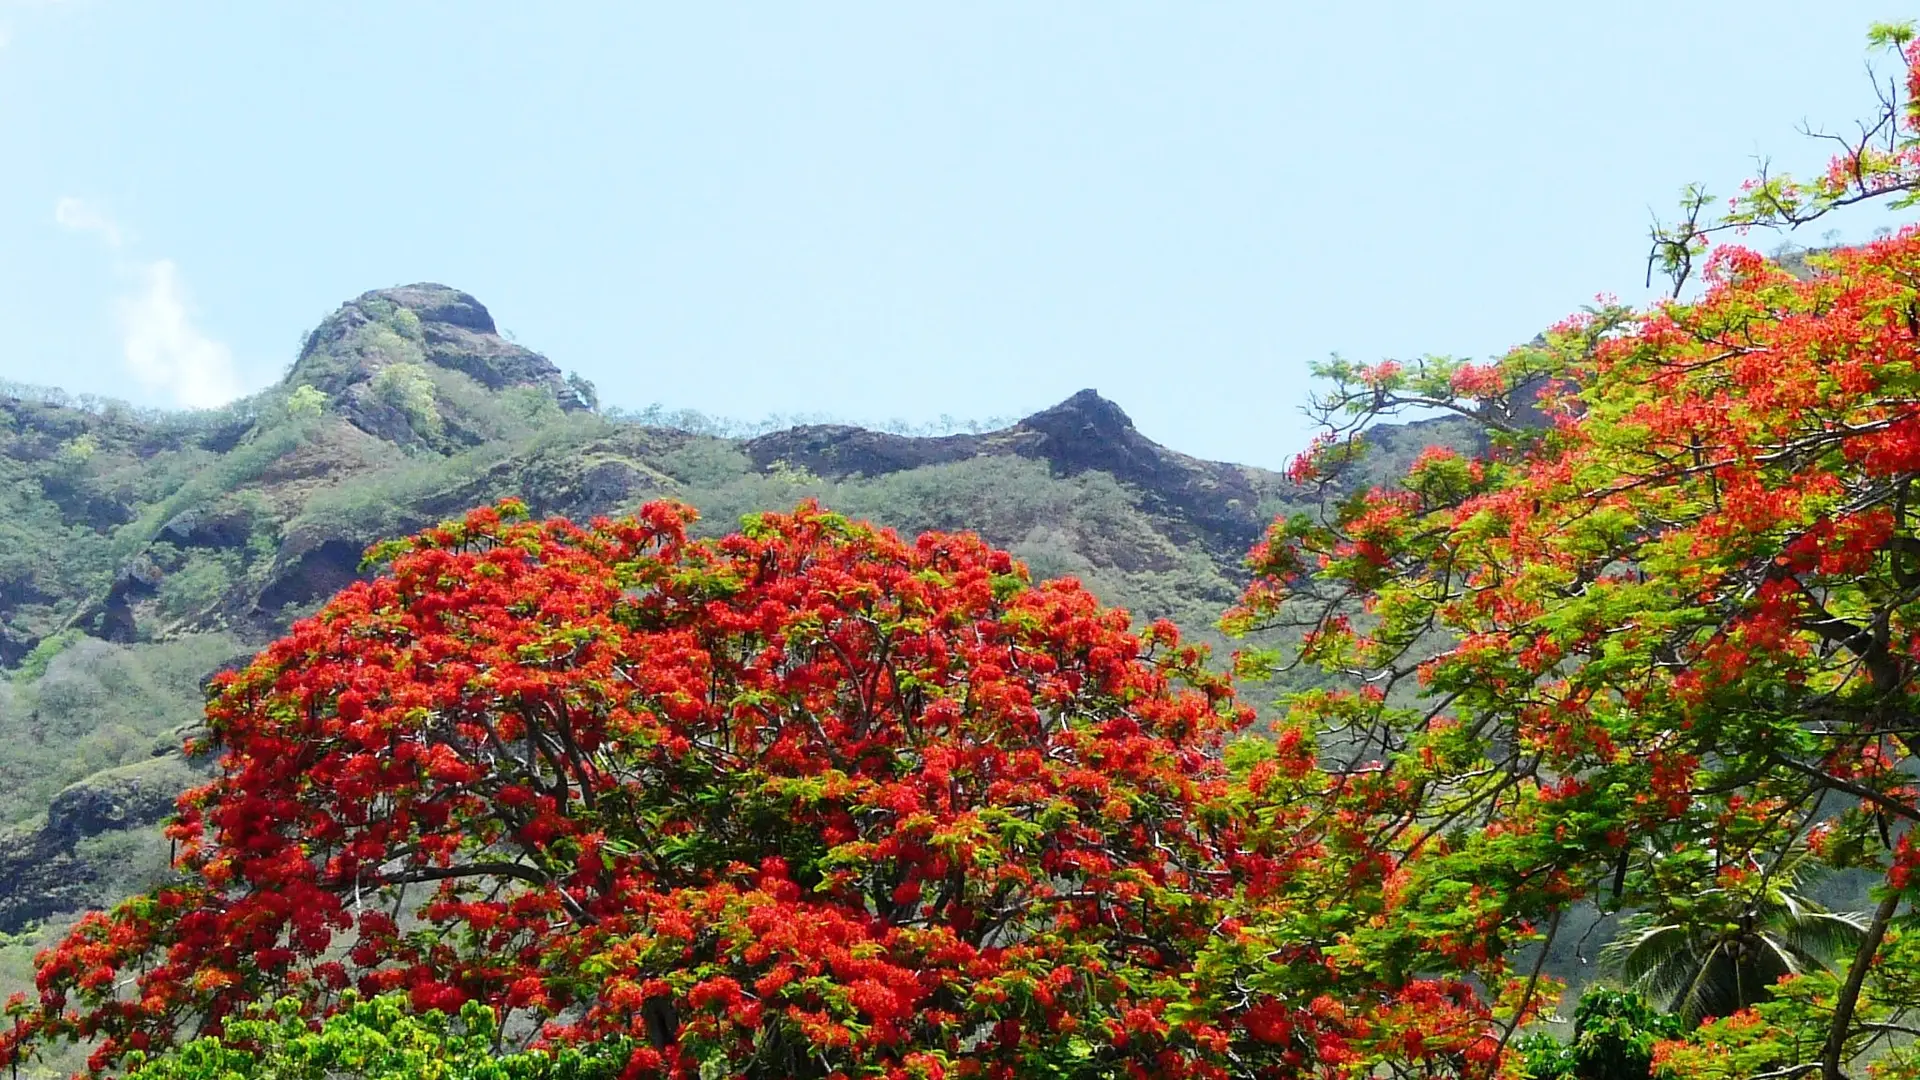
[285,284,589,446]
[363,283,498,333]
[1019,388,1136,439]
[1009,388,1168,482]
[741,388,1286,560]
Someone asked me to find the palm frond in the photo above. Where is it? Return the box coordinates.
[1602,874,1867,1025]
[1771,909,1870,964]
[1678,942,1739,1024]
[1601,921,1699,997]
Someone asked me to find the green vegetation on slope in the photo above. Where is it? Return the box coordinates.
[0,634,238,826]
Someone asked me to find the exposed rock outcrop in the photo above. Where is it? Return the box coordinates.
[0,756,198,932]
[287,284,589,448]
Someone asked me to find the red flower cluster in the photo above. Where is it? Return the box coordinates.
[3,500,1263,1079]
[1230,218,1920,1076]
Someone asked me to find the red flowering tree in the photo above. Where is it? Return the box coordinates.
[1213,25,1920,1080]
[0,501,1254,1079]
[1650,20,1920,294]
[1238,214,1920,1080]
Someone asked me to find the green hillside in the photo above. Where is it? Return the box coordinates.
[0,284,1483,978]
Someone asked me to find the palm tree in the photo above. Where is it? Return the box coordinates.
[1600,850,1870,1026]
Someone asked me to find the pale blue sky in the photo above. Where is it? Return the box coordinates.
[1,2,1912,467]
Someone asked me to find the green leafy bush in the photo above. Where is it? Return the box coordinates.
[369,362,441,436]
[156,551,238,621]
[1519,988,1685,1080]
[122,994,631,1080]
[283,383,326,418]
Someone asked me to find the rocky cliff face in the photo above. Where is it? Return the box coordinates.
[288,284,589,448]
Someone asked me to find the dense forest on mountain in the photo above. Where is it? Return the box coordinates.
[13,19,1920,1080]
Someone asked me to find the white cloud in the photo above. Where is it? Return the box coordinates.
[116,260,241,408]
[54,197,241,408]
[54,196,122,247]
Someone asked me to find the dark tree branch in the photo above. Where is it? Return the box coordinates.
[1823,888,1901,1080]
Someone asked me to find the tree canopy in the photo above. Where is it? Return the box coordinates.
[1230,28,1920,1068]
[4,500,1257,1078]
[0,499,1566,1079]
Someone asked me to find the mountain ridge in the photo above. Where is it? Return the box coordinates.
[0,281,1481,943]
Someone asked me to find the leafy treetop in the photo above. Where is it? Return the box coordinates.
[3,500,1264,1079]
[1244,218,1920,1078]
[0,495,1590,1080]
[1650,20,1920,294]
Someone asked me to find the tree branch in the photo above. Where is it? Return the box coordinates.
[1823,888,1901,1080]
